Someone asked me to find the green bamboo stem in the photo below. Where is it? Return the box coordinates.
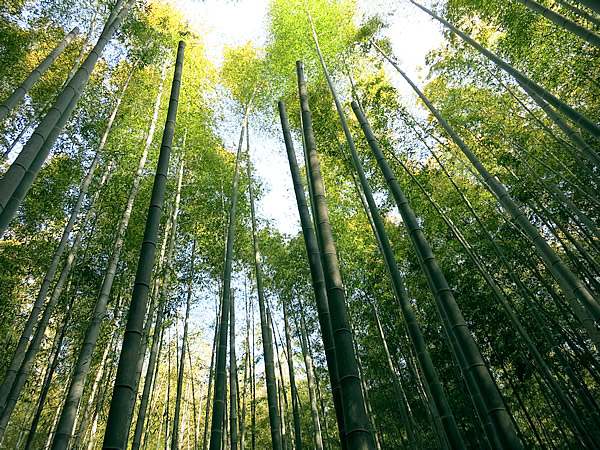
[102,40,184,450]
[374,43,600,349]
[352,102,522,448]
[408,0,600,139]
[513,0,600,49]
[0,27,79,123]
[278,101,346,449]
[296,60,374,450]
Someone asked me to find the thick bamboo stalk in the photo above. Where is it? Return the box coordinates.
[0,27,79,123]
[318,67,462,446]
[408,0,600,139]
[374,44,600,347]
[23,290,77,450]
[574,0,600,15]
[0,166,105,444]
[295,60,374,450]
[131,208,173,450]
[102,40,184,450]
[278,101,346,449]
[352,102,522,448]
[395,150,597,446]
[556,0,600,27]
[51,65,165,450]
[0,0,134,227]
[0,57,132,403]
[513,0,600,49]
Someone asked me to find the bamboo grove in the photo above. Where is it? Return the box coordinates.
[0,0,599,448]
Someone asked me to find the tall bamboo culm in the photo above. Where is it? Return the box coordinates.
[352,102,523,448]
[408,0,600,139]
[0,27,79,123]
[208,98,251,450]
[372,43,600,348]
[278,101,346,449]
[308,10,462,442]
[0,63,134,413]
[102,40,185,450]
[246,129,283,450]
[296,60,374,450]
[0,0,134,230]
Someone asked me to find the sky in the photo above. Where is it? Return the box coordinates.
[176,0,445,236]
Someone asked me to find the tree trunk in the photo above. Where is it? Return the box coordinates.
[556,0,600,27]
[239,291,251,450]
[372,307,418,449]
[395,147,597,445]
[71,304,122,450]
[202,299,220,450]
[518,81,600,169]
[323,49,462,447]
[0,164,105,444]
[130,209,174,450]
[102,40,184,450]
[269,309,289,450]
[23,289,77,450]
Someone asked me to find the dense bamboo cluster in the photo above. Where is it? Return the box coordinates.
[1,0,599,448]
